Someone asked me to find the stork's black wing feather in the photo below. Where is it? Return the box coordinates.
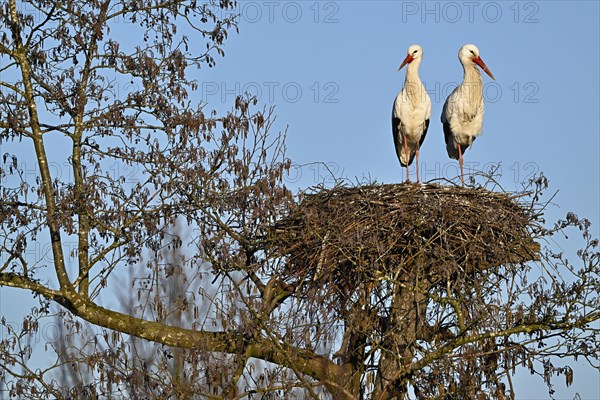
[442,120,452,148]
[392,116,400,149]
[419,118,430,148]
[443,120,459,160]
[392,116,404,164]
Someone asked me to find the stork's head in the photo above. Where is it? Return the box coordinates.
[459,44,495,80]
[398,44,423,70]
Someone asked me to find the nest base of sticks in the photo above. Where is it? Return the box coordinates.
[270,183,540,308]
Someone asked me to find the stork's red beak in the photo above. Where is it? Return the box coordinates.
[473,56,495,80]
[398,54,414,70]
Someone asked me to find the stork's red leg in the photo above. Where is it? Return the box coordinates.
[415,149,420,183]
[458,143,464,187]
[404,134,410,182]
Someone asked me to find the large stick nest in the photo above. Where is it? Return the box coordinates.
[269,183,540,298]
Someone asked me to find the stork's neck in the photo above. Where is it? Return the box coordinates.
[461,63,483,108]
[462,62,482,84]
[404,61,423,85]
[404,61,425,106]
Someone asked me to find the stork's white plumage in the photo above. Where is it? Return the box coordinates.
[392,44,431,183]
[441,44,495,186]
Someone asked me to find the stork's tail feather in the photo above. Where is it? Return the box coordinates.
[446,138,475,160]
[397,149,417,167]
[446,142,460,160]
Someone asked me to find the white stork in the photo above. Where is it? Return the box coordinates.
[392,44,431,183]
[441,44,495,186]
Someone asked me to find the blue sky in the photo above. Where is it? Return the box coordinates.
[200,1,599,230]
[197,1,599,397]
[1,1,598,398]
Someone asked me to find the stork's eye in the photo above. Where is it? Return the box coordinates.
[413,50,418,54]
[470,50,475,55]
